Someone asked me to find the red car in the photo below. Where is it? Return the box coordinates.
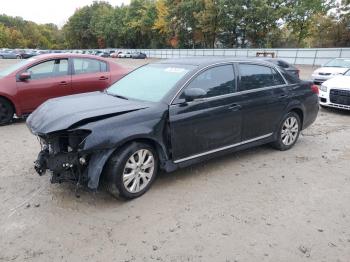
[0,53,129,124]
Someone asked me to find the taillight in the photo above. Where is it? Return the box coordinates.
[311,84,319,95]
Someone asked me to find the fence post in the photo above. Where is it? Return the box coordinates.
[312,49,318,67]
[339,48,343,58]
[294,49,299,65]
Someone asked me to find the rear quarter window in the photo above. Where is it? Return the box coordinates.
[281,70,299,84]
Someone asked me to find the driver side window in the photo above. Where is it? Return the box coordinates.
[180,64,236,99]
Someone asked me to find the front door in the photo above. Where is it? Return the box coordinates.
[169,64,242,162]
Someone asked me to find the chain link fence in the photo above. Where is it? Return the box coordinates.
[117,48,350,66]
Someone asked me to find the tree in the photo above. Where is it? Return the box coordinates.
[285,0,332,47]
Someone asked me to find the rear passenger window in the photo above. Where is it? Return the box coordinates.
[180,65,235,99]
[73,58,108,75]
[238,64,285,91]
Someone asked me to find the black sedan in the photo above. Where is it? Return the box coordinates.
[27,58,319,199]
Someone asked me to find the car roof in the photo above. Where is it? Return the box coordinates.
[156,56,278,68]
[32,53,109,61]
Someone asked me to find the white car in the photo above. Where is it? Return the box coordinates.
[319,70,350,110]
[118,52,132,58]
[312,58,350,85]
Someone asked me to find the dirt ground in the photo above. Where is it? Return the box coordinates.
[0,58,349,262]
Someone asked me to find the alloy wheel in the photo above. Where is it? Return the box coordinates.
[122,149,155,193]
[281,116,299,146]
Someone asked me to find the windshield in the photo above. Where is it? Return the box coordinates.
[324,59,350,68]
[107,64,196,102]
[0,58,37,77]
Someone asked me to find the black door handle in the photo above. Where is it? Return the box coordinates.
[59,81,68,86]
[279,94,288,98]
[228,104,242,111]
[99,76,109,80]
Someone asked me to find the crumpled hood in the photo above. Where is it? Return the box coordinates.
[323,75,350,90]
[27,91,149,135]
[313,67,349,75]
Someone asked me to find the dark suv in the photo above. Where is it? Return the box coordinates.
[27,58,319,199]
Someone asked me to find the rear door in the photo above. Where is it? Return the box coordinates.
[71,58,111,94]
[235,63,289,140]
[169,64,242,162]
[16,58,72,112]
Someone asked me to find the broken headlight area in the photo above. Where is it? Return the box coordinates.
[34,130,91,185]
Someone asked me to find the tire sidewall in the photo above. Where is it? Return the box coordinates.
[276,112,301,150]
[106,142,158,199]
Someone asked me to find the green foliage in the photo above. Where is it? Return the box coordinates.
[0,14,64,49]
[1,0,350,49]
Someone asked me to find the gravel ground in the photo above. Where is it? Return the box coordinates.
[0,58,349,262]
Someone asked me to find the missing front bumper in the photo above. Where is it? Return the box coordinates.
[34,150,88,185]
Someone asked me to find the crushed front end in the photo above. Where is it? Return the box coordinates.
[34,130,91,186]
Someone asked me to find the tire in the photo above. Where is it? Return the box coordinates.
[0,97,14,125]
[16,55,22,59]
[271,112,301,151]
[104,142,158,200]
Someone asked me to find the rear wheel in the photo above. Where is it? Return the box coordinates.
[0,97,14,125]
[272,112,301,151]
[104,142,158,200]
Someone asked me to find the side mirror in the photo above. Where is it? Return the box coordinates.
[19,72,31,81]
[183,88,207,102]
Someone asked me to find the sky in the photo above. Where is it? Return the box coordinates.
[1,0,130,27]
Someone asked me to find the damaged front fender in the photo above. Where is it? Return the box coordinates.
[30,100,171,190]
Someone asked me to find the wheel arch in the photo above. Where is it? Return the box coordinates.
[289,107,304,128]
[284,100,306,129]
[0,95,16,115]
[114,137,170,167]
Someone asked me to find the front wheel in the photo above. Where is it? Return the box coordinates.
[0,98,14,125]
[104,142,158,200]
[272,112,301,151]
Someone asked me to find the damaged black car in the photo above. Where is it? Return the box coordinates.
[27,57,319,199]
